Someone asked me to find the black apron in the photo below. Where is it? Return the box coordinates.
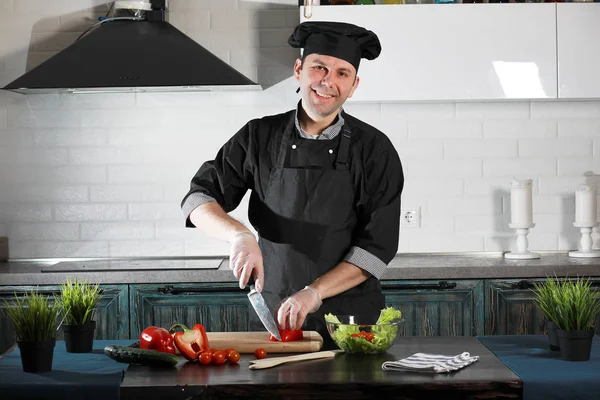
[248,116,385,350]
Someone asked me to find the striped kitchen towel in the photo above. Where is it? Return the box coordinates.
[382,352,479,373]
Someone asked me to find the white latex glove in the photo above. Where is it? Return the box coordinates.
[229,231,264,291]
[276,286,322,331]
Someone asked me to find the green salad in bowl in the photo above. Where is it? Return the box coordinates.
[325,307,403,354]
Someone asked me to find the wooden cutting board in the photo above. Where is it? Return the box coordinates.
[206,331,323,353]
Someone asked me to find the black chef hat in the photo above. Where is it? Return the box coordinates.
[288,21,381,72]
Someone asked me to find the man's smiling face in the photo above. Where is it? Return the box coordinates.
[294,53,360,121]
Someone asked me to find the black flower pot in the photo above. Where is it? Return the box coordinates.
[63,321,96,353]
[17,338,55,373]
[545,320,560,351]
[557,328,594,361]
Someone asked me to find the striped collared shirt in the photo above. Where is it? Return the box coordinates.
[294,104,345,140]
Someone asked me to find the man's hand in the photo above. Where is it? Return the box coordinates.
[276,286,322,331]
[229,232,264,291]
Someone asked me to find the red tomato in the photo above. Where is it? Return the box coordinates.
[350,331,375,342]
[212,350,227,365]
[227,350,241,363]
[210,348,221,355]
[268,328,304,342]
[254,348,267,359]
[225,348,236,358]
[199,351,213,365]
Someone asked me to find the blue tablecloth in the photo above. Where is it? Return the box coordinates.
[478,335,600,400]
[0,340,134,400]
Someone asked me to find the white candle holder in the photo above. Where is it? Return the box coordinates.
[505,223,540,259]
[569,223,600,258]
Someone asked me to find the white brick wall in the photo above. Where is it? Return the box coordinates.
[0,0,599,258]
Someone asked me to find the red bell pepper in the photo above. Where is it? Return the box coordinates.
[269,328,304,342]
[169,323,210,361]
[139,326,176,354]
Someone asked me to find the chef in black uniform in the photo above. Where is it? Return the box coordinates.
[181,21,403,348]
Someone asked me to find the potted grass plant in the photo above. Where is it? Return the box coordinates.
[2,290,61,372]
[554,277,600,361]
[57,278,101,353]
[535,276,600,361]
[532,277,562,351]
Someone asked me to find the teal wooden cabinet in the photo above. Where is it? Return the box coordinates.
[485,278,600,335]
[382,279,484,337]
[0,284,129,354]
[129,283,249,339]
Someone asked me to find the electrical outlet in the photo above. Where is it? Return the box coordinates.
[401,206,421,228]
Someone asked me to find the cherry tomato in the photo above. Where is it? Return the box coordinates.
[350,331,375,342]
[199,351,213,365]
[227,350,241,363]
[269,328,303,342]
[211,348,221,355]
[225,347,236,358]
[254,348,267,359]
[212,350,227,365]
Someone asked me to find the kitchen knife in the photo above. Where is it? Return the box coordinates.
[247,277,281,341]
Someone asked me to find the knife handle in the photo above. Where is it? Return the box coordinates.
[247,275,258,291]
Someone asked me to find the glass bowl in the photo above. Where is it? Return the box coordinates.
[325,314,404,354]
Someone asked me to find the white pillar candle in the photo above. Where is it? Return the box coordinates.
[575,184,598,226]
[510,178,533,226]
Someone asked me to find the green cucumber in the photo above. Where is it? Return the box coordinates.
[104,344,179,367]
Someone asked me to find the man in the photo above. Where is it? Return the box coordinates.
[181,21,403,347]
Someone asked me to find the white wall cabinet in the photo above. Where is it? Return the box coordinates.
[300,4,558,102]
[557,4,600,99]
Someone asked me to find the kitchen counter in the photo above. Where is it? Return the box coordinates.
[0,253,599,286]
[120,336,522,400]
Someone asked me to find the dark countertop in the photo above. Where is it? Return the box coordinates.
[120,336,522,400]
[0,253,599,286]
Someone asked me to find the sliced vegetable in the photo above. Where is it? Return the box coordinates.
[139,326,176,354]
[268,328,304,342]
[104,344,179,367]
[170,323,210,361]
[350,331,375,342]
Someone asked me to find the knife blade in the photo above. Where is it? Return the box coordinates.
[247,277,281,341]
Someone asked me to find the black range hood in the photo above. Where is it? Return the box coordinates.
[3,1,261,94]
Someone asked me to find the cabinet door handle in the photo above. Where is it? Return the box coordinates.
[157,285,242,294]
[382,281,457,291]
[510,280,535,290]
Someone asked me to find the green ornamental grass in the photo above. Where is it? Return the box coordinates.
[58,278,101,325]
[2,291,61,342]
[533,276,600,331]
[532,276,562,324]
